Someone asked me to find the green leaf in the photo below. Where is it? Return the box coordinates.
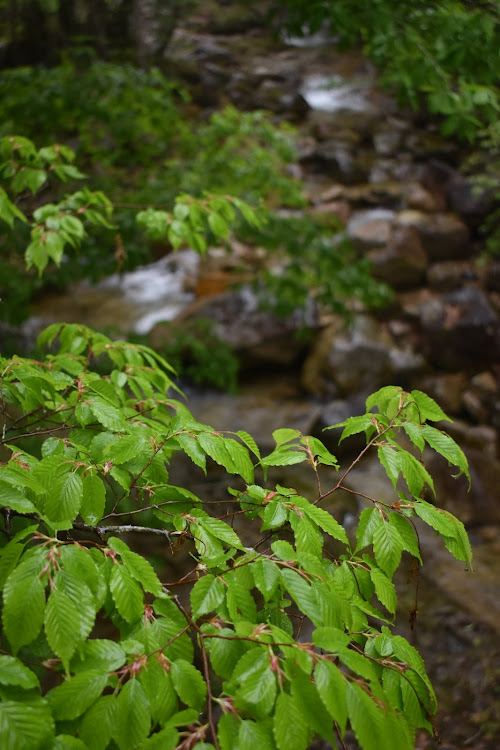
[190,574,226,618]
[53,735,88,750]
[414,501,472,568]
[273,691,308,750]
[2,553,46,653]
[346,682,385,750]
[388,513,422,563]
[262,499,288,530]
[272,428,301,446]
[281,569,321,625]
[261,446,305,467]
[372,518,404,577]
[109,538,162,596]
[237,666,276,716]
[410,390,451,423]
[139,725,178,750]
[236,430,261,459]
[110,564,144,623]
[391,636,436,713]
[79,695,117,750]
[198,516,244,550]
[419,425,470,484]
[0,482,37,514]
[114,679,151,750]
[252,558,280,601]
[0,701,53,750]
[293,496,349,544]
[369,566,397,614]
[81,472,106,525]
[355,507,381,552]
[48,670,108,721]
[106,434,148,464]
[227,582,257,623]
[224,438,255,483]
[291,674,335,743]
[377,444,400,489]
[89,398,126,431]
[71,639,126,674]
[44,588,83,666]
[398,452,434,497]
[45,470,83,524]
[171,660,207,710]
[330,414,374,442]
[0,655,39,690]
[205,629,244,680]
[140,663,178,725]
[238,719,275,750]
[313,626,351,652]
[314,660,348,733]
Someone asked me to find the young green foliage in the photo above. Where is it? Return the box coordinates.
[0,325,472,749]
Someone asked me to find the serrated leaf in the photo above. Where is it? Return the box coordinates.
[48,670,108,720]
[175,433,206,472]
[227,582,257,622]
[271,540,297,561]
[313,626,351,652]
[402,422,425,452]
[293,496,348,544]
[410,390,451,423]
[109,538,162,596]
[238,719,275,750]
[399,451,434,497]
[391,635,436,713]
[377,444,400,489]
[171,659,207,710]
[224,438,254,483]
[106,434,147,464]
[314,659,347,733]
[0,701,54,750]
[236,430,260,459]
[2,552,46,653]
[329,414,374,442]
[261,446,305,467]
[346,682,385,750]
[419,425,470,484]
[138,725,178,750]
[273,691,308,750]
[237,666,276,716]
[198,516,244,550]
[45,470,83,524]
[0,541,24,589]
[140,664,177,725]
[0,482,37,514]
[291,674,335,742]
[388,513,422,563]
[89,398,126,431]
[414,501,472,568]
[355,507,382,552]
[71,639,126,674]
[114,679,151,750]
[369,566,397,614]
[281,569,321,625]
[373,519,404,578]
[80,472,106,525]
[44,588,83,666]
[0,655,39,690]
[272,428,301,446]
[262,499,288,530]
[190,574,226,618]
[53,735,88,750]
[252,558,280,601]
[206,629,244,679]
[198,433,236,474]
[110,564,144,623]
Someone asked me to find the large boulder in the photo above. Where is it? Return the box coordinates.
[369,224,428,289]
[302,315,426,397]
[397,210,471,261]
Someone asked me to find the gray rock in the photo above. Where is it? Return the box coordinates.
[397,210,471,261]
[369,225,428,289]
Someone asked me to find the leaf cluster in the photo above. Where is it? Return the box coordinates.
[0,325,473,749]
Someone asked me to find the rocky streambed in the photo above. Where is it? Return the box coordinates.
[16,4,500,746]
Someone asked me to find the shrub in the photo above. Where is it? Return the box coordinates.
[0,321,472,750]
